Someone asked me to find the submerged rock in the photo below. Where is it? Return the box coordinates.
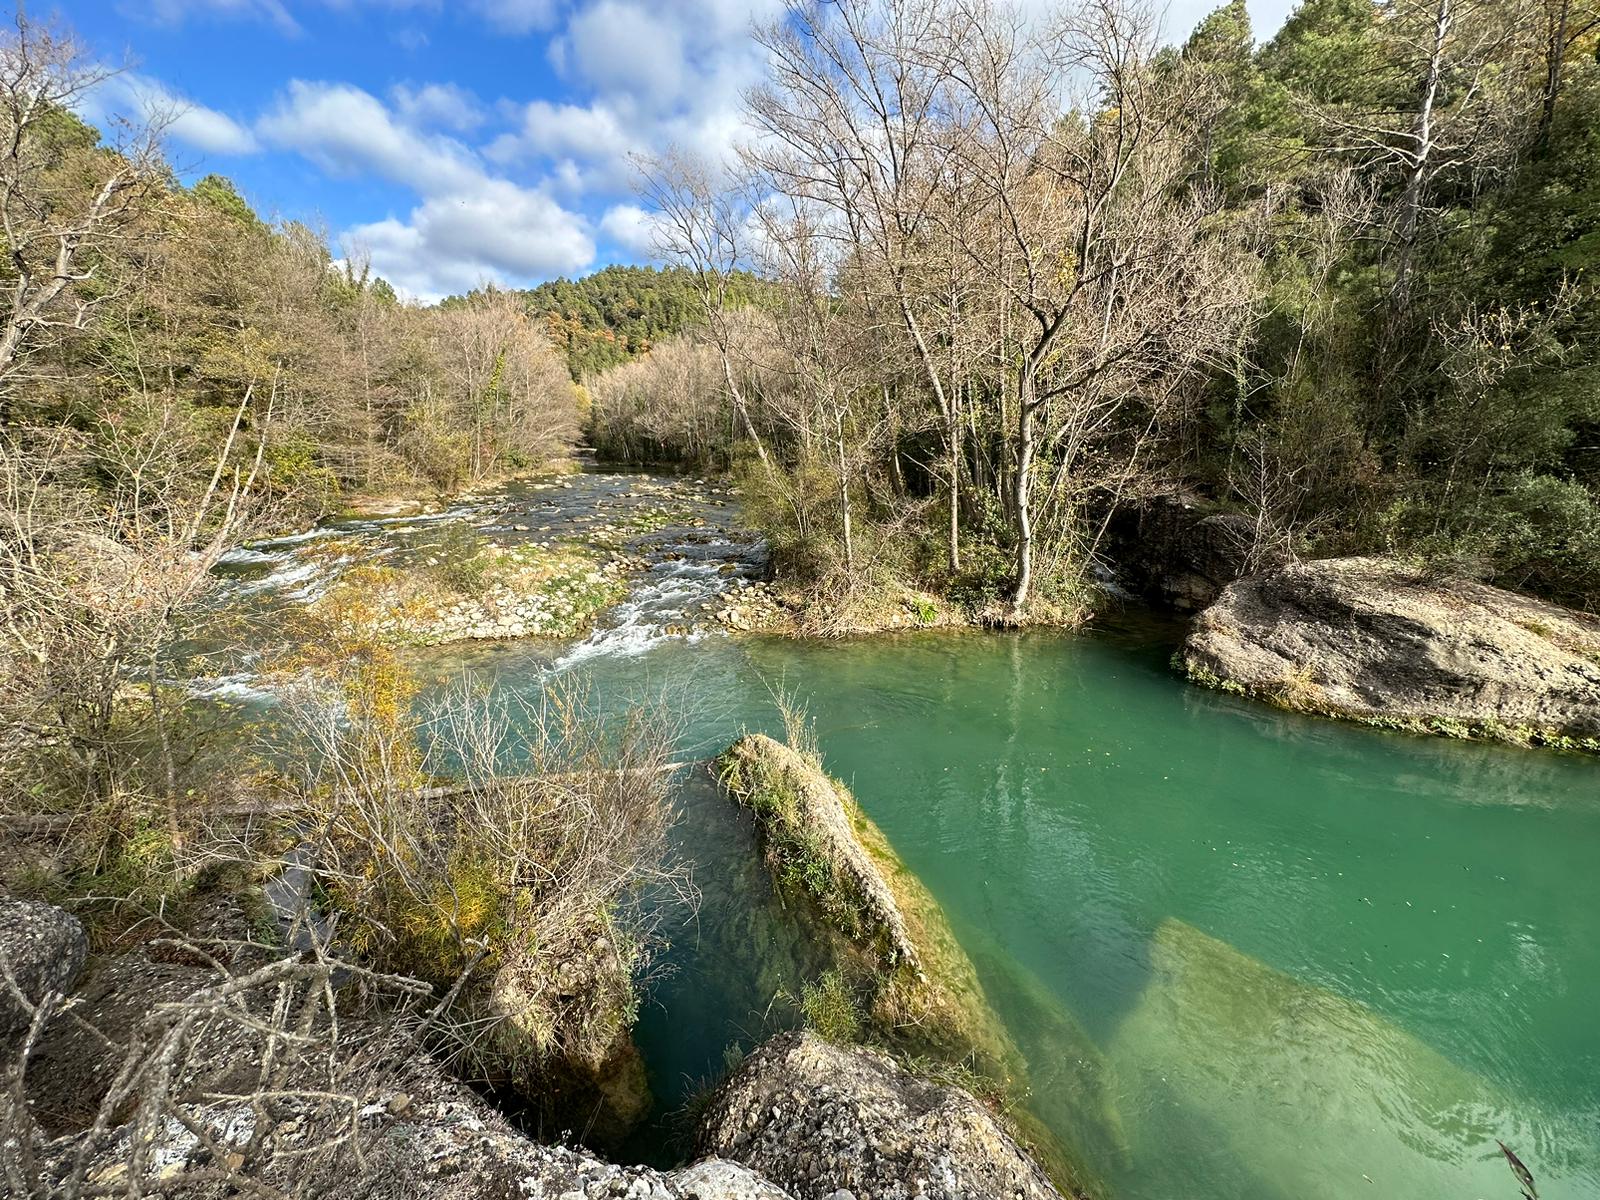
[696,1031,1067,1200]
[1105,919,1524,1200]
[0,897,88,1040]
[1184,556,1600,749]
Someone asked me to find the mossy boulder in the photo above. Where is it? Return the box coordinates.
[716,735,1021,1091]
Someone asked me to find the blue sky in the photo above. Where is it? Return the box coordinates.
[66,0,1294,301]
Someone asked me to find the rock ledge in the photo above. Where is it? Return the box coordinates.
[1183,556,1600,749]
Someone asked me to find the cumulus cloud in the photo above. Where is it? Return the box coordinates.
[487,99,628,166]
[491,0,781,208]
[259,79,594,301]
[598,203,660,259]
[87,73,259,157]
[346,185,593,299]
[390,82,486,132]
[258,81,482,194]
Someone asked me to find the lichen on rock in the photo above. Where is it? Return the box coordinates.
[0,897,88,1041]
[695,1030,1070,1200]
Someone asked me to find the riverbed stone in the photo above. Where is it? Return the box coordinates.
[695,1031,1065,1200]
[0,897,88,1040]
[1184,556,1600,748]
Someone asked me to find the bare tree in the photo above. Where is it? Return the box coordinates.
[945,0,1258,611]
[0,13,167,396]
[747,0,972,573]
[637,149,773,467]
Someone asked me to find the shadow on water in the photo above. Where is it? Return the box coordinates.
[620,764,839,1166]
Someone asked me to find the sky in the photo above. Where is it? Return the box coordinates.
[66,0,1296,302]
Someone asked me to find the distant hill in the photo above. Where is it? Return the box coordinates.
[510,264,769,381]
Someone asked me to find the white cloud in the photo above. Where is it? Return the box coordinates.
[487,99,628,166]
[258,79,594,301]
[346,186,593,300]
[556,1,687,108]
[87,73,259,157]
[131,0,301,35]
[598,202,660,258]
[258,81,482,194]
[126,0,572,38]
[390,82,486,132]
[470,0,564,34]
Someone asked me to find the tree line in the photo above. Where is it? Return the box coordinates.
[591,0,1600,619]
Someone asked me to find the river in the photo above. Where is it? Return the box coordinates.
[197,468,1600,1200]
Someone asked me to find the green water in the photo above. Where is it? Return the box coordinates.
[454,621,1600,1200]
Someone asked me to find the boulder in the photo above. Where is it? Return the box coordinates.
[0,897,88,1040]
[695,1031,1066,1200]
[1183,556,1600,748]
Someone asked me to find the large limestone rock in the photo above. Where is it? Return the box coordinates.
[696,1031,1067,1200]
[1184,556,1600,749]
[0,897,88,1039]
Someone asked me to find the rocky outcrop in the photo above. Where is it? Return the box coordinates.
[38,1047,794,1200]
[1105,493,1252,612]
[1184,556,1600,748]
[12,894,1063,1200]
[696,1031,1067,1200]
[0,896,88,1040]
[717,736,1023,1082]
[720,735,920,973]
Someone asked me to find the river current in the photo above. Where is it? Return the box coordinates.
[198,469,1600,1200]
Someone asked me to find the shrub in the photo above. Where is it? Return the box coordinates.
[801,968,863,1043]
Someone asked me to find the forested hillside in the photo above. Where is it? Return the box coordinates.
[504,264,769,380]
[591,0,1600,622]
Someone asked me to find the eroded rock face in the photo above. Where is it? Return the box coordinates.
[1105,493,1252,612]
[696,1032,1065,1200]
[38,1047,794,1200]
[0,897,88,1040]
[1184,556,1600,748]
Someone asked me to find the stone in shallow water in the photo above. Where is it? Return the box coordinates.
[1104,918,1529,1200]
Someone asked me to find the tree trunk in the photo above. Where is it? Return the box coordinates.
[1011,370,1037,613]
[1394,0,1450,301]
[835,410,854,574]
[1537,0,1571,147]
[946,402,962,574]
[720,350,769,465]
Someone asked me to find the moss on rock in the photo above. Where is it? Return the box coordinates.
[715,732,1089,1188]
